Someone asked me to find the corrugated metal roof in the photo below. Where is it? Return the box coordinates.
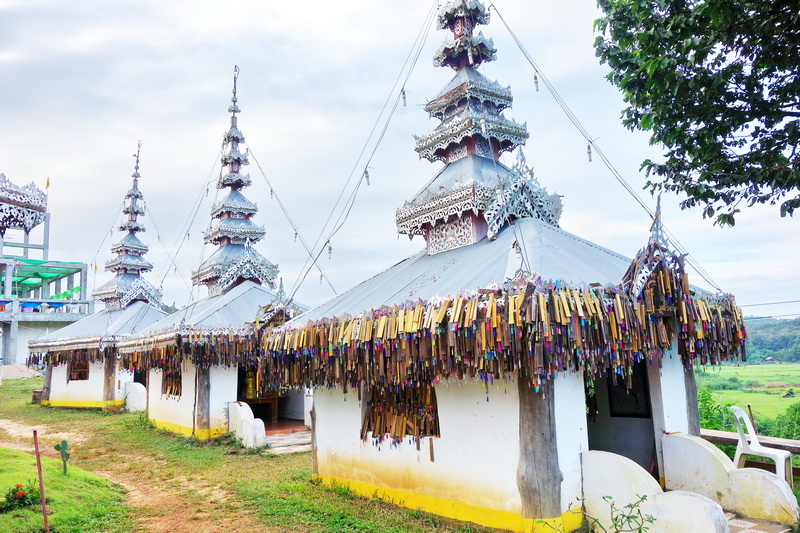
[292,216,631,323]
[28,300,167,350]
[142,279,283,331]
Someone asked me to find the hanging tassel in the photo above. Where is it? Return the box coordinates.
[294,230,298,242]
[400,89,407,107]
[534,74,539,92]
[270,189,274,199]
[327,243,333,259]
[363,168,370,186]
[587,143,592,163]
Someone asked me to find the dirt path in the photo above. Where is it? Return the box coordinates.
[0,418,267,533]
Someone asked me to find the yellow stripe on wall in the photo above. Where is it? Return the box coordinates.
[42,400,124,408]
[314,475,583,532]
[149,418,226,440]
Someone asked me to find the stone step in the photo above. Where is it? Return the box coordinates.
[727,512,793,533]
[265,430,311,455]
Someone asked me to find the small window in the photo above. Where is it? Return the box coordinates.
[68,360,89,381]
[161,366,182,396]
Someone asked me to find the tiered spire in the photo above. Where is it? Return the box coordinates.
[94,142,162,310]
[191,66,278,296]
[397,0,561,255]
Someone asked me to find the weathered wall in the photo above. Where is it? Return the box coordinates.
[46,361,112,407]
[314,381,524,528]
[208,365,237,432]
[553,371,589,513]
[148,365,197,436]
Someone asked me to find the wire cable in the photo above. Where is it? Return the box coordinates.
[285,0,440,303]
[247,148,336,294]
[488,2,723,293]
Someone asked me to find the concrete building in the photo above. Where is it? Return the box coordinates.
[0,173,91,365]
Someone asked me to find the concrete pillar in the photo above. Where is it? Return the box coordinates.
[80,265,88,313]
[3,300,19,364]
[43,213,50,261]
[553,371,591,514]
[647,327,690,485]
[4,263,12,297]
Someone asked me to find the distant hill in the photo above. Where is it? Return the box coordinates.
[743,317,800,362]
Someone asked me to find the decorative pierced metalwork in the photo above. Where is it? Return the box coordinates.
[427,213,475,254]
[433,1,495,70]
[0,173,48,236]
[482,153,562,238]
[192,66,280,294]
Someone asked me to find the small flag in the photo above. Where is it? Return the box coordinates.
[45,177,50,190]
[12,258,19,273]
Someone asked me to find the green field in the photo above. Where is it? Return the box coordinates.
[697,362,800,419]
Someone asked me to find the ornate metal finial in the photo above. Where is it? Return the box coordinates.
[132,140,142,187]
[93,142,161,309]
[649,195,668,248]
[191,67,278,295]
[229,65,240,116]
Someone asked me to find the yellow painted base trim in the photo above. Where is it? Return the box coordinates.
[314,475,583,532]
[42,400,124,408]
[149,418,226,440]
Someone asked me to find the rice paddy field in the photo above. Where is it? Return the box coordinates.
[696,362,800,419]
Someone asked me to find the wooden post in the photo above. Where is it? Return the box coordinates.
[195,366,211,439]
[310,401,318,476]
[41,365,53,403]
[33,430,50,533]
[103,353,115,407]
[683,362,701,437]
[517,377,561,520]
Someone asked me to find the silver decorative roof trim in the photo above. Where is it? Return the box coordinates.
[436,0,490,29]
[483,154,562,238]
[0,173,48,235]
[210,190,258,218]
[414,112,528,163]
[397,182,493,236]
[433,32,497,70]
[424,71,513,119]
[203,218,266,245]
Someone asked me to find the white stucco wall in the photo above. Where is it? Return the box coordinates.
[553,371,590,513]
[648,352,689,435]
[113,365,134,402]
[48,361,105,405]
[148,364,197,435]
[314,380,522,516]
[208,365,237,431]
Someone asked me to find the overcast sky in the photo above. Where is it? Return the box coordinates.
[2,0,798,322]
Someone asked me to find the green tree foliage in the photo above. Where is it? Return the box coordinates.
[594,0,800,225]
[744,317,800,362]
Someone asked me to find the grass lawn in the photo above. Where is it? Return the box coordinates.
[713,389,794,419]
[0,377,503,532]
[697,362,800,419]
[0,448,130,533]
[697,362,800,386]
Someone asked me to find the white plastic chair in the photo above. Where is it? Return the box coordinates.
[730,405,793,488]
